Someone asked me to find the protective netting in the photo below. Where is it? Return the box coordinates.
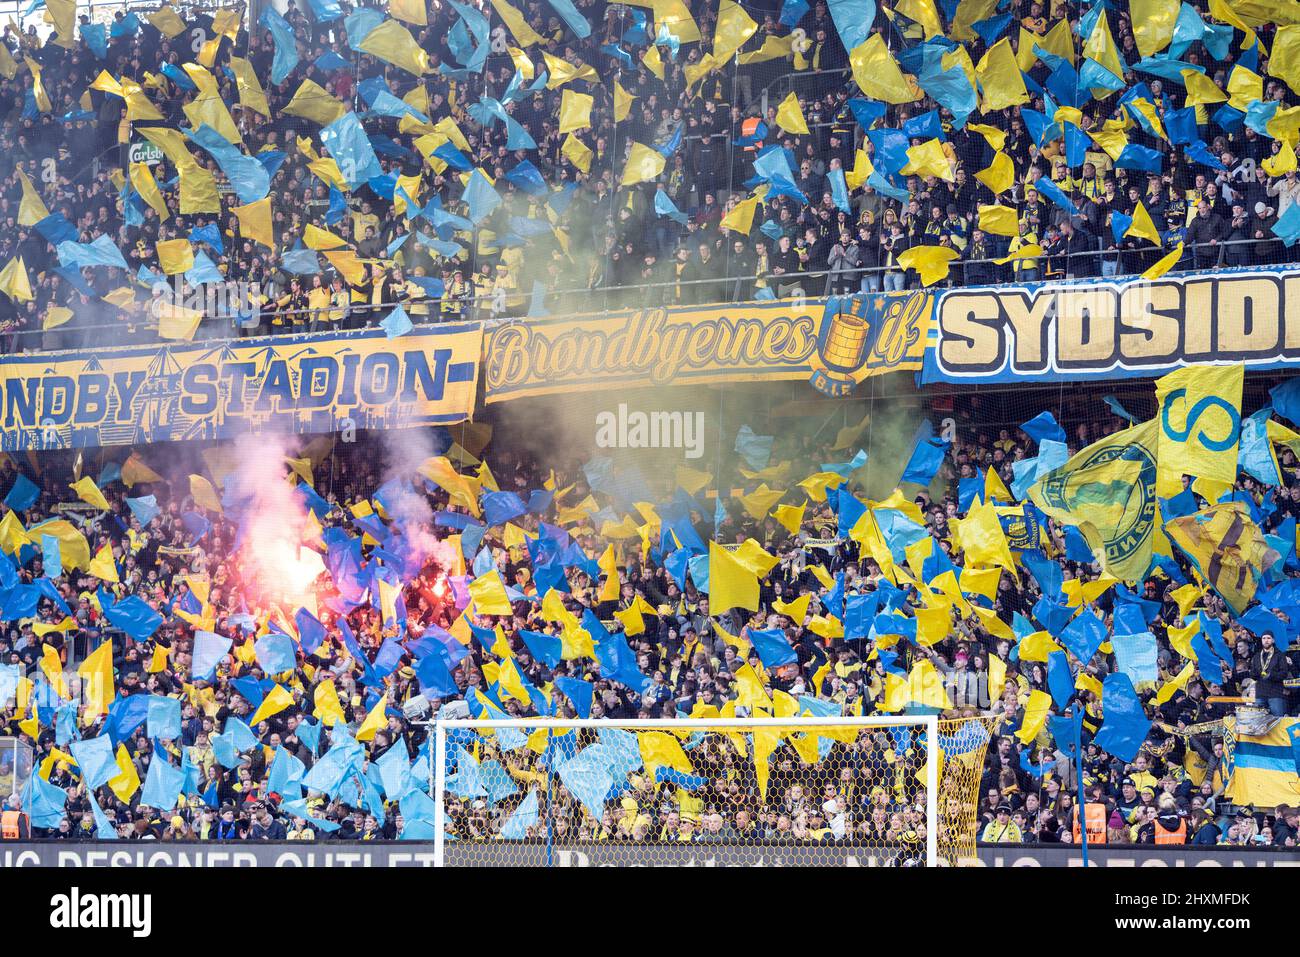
[935,716,1001,866]
[436,716,992,867]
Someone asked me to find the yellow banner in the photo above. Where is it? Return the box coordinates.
[484,293,932,403]
[0,325,480,450]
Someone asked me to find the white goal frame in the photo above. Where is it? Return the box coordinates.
[433,715,940,867]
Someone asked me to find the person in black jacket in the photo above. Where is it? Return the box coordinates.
[1251,631,1290,716]
[1186,201,1227,269]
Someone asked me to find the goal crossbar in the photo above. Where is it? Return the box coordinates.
[433,715,940,867]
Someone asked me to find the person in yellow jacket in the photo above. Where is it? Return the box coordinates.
[306,274,331,332]
[980,804,1023,843]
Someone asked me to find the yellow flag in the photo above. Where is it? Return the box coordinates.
[360,19,429,76]
[233,198,274,249]
[849,34,919,104]
[639,730,694,781]
[78,639,116,726]
[283,79,348,125]
[988,654,1008,700]
[88,541,119,581]
[975,151,1015,194]
[1142,242,1184,280]
[708,540,760,611]
[720,188,766,235]
[1029,419,1159,582]
[26,57,51,112]
[249,684,294,726]
[189,474,223,513]
[108,744,140,802]
[845,148,874,190]
[130,162,169,222]
[490,0,545,45]
[561,133,592,173]
[739,484,784,520]
[955,498,1017,575]
[1226,66,1262,112]
[1165,502,1275,614]
[157,238,194,275]
[1017,690,1052,743]
[228,56,270,117]
[897,245,959,286]
[542,52,598,88]
[0,256,32,302]
[0,43,15,80]
[558,89,593,134]
[147,5,187,37]
[978,203,1019,237]
[304,224,347,250]
[71,476,110,510]
[773,593,812,625]
[976,38,1030,111]
[1124,201,1162,245]
[389,0,427,25]
[116,74,162,120]
[1262,139,1298,177]
[355,694,389,741]
[897,0,944,37]
[40,644,68,699]
[469,569,513,615]
[614,81,636,122]
[181,62,242,145]
[43,306,72,331]
[16,167,49,226]
[739,34,793,64]
[967,122,1008,151]
[324,250,367,286]
[156,303,203,341]
[901,138,954,180]
[621,141,666,186]
[774,91,809,135]
[1082,8,1124,83]
[1271,25,1300,97]
[597,544,621,602]
[1130,0,1178,58]
[1182,69,1227,106]
[314,678,346,726]
[773,503,805,534]
[1154,364,1242,485]
[1039,18,1076,64]
[712,0,758,62]
[642,43,665,79]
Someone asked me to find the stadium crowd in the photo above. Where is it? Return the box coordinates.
[0,0,1298,854]
[0,0,1298,350]
[1,382,1298,849]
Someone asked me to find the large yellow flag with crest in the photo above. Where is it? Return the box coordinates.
[1029,419,1159,582]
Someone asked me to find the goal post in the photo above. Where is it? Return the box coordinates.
[432,715,994,867]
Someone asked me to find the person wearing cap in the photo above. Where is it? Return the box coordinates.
[1190,807,1222,845]
[980,804,1022,843]
[1115,776,1142,823]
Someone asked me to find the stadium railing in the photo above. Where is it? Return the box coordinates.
[0,239,1283,353]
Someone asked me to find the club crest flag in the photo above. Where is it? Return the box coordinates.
[1029,419,1158,582]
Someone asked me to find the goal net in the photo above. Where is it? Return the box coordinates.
[432,715,994,867]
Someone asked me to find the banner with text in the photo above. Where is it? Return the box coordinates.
[922,267,1300,386]
[485,292,933,403]
[0,325,481,450]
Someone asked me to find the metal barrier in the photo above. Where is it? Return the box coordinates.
[4,237,1285,352]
